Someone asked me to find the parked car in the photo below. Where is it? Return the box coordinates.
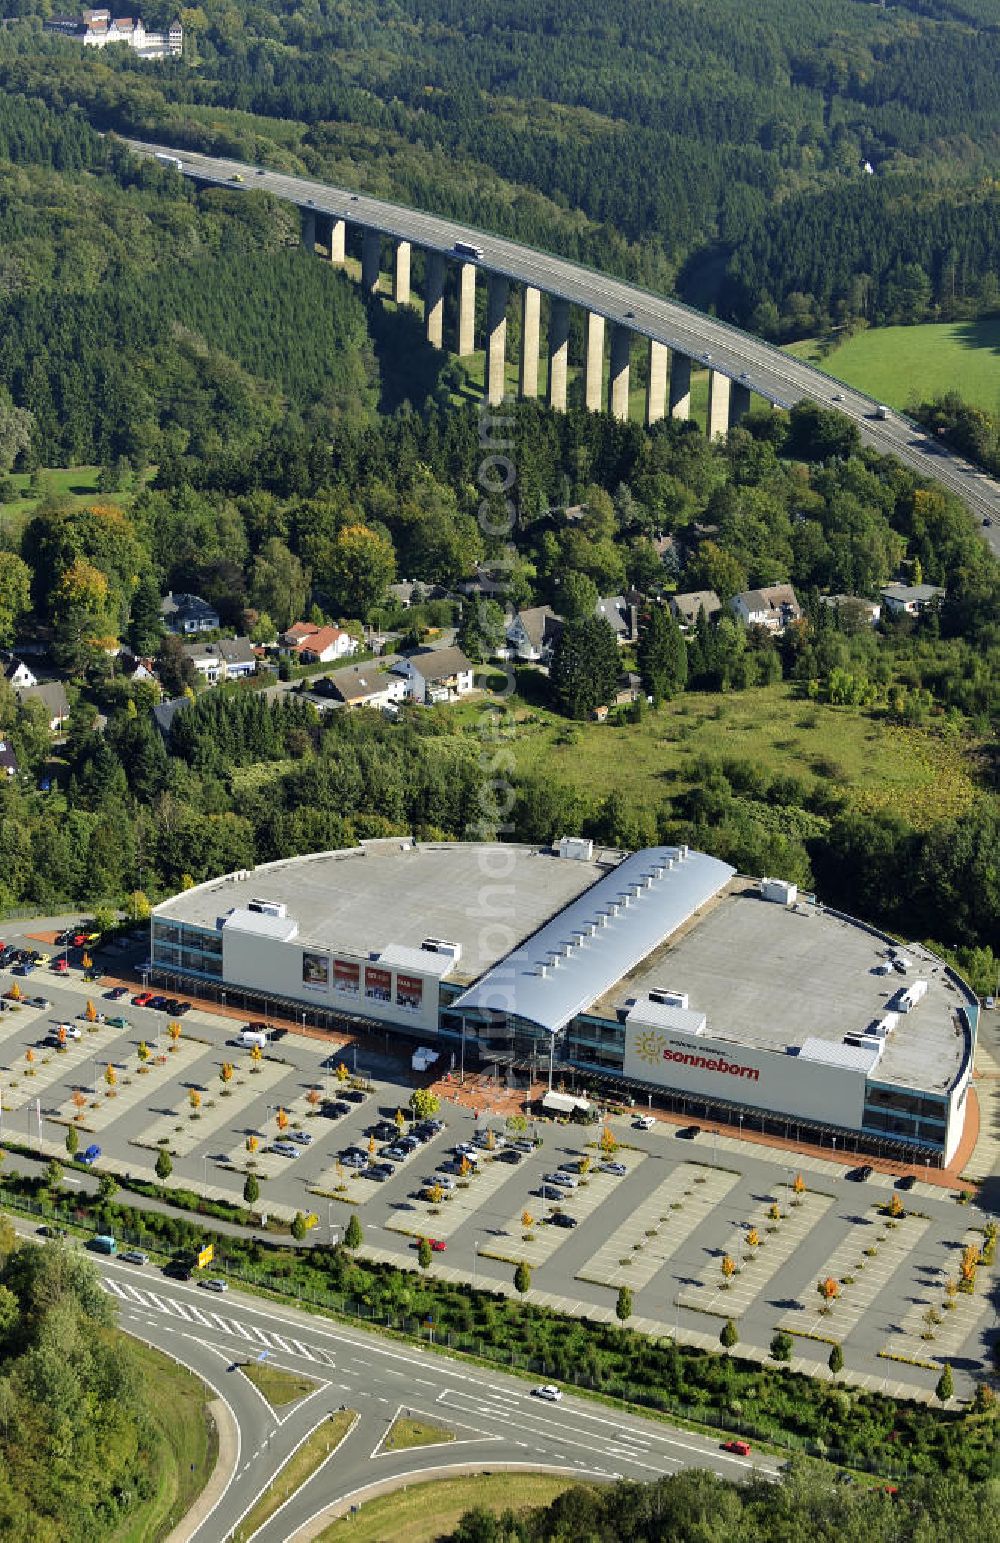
[382,1145,408,1161]
[132,992,154,1007]
[173,1001,193,1015]
[147,995,169,1011]
[340,1150,368,1169]
[633,1115,655,1130]
[496,1149,522,1164]
[106,985,128,1000]
[366,1162,395,1182]
[29,995,51,1010]
[270,1141,300,1158]
[722,1439,751,1456]
[549,1212,578,1228]
[543,1171,577,1188]
[80,1143,102,1165]
[343,1089,367,1104]
[371,1121,397,1141]
[427,1172,456,1190]
[599,1161,627,1176]
[320,1100,349,1119]
[677,1125,702,1140]
[895,1174,917,1191]
[533,1384,562,1402]
[120,1249,148,1266]
[37,1224,66,1238]
[51,1022,82,1041]
[849,1164,875,1182]
[288,1130,313,1146]
[199,1278,228,1293]
[429,1238,446,1252]
[512,1138,535,1153]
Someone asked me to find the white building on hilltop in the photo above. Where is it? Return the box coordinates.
[45,9,183,57]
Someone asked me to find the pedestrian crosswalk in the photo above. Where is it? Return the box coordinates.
[103,1278,337,1367]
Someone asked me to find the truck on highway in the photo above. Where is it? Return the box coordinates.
[154,152,183,172]
[874,403,891,420]
[453,240,484,261]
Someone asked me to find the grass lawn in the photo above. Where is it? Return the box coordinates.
[112,1340,219,1543]
[382,1414,455,1453]
[454,682,980,829]
[784,319,1000,414]
[231,1409,356,1543]
[318,1472,589,1543]
[241,1360,319,1409]
[0,465,150,547]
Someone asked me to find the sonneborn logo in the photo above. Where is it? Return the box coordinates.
[633,1028,667,1068]
[663,1038,760,1082]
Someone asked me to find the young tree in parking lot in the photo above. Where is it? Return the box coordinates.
[506,1114,527,1135]
[243,1173,260,1207]
[85,999,97,1023]
[246,1134,259,1154]
[368,1135,376,1156]
[770,1331,793,1362]
[137,1040,150,1065]
[71,1089,86,1119]
[418,1237,432,1270]
[307,1087,321,1112]
[336,1062,349,1083]
[65,1125,78,1158]
[828,1343,844,1377]
[746,1228,759,1250]
[888,1192,904,1218]
[616,1286,633,1324]
[57,1027,67,1050]
[291,1212,308,1242]
[168,1022,181,1051]
[578,1155,591,1176]
[459,1155,472,1179]
[514,1261,531,1296]
[792,1173,806,1199]
[345,1213,362,1250]
[409,1087,440,1120]
[721,1255,736,1284]
[720,1319,739,1350]
[249,1044,262,1072]
[599,1127,618,1158]
[521,1209,534,1231]
[394,1108,406,1134]
[276,1107,288,1131]
[104,1063,117,1089]
[155,1148,172,1181]
[430,1183,444,1206]
[188,1088,201,1113]
[219,1062,234,1090]
[936,1364,954,1402]
[818,1276,840,1308]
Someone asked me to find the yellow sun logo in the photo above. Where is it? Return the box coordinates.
[634,1028,666,1067]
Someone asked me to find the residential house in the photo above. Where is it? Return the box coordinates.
[393,646,475,705]
[0,740,18,777]
[2,655,37,690]
[161,591,220,635]
[14,680,71,732]
[669,590,722,629]
[116,651,158,683]
[324,662,409,712]
[504,605,564,664]
[819,594,882,628]
[151,697,189,742]
[730,584,802,633]
[181,640,224,684]
[595,595,639,644]
[615,671,643,706]
[280,621,319,650]
[216,636,257,679]
[387,580,450,608]
[879,583,946,617]
[297,626,357,665]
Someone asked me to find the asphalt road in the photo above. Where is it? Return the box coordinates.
[127,137,1000,543]
[9,1219,779,1543]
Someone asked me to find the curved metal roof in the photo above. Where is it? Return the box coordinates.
[450,846,735,1034]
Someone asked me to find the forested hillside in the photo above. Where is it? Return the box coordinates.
[2,0,1000,331]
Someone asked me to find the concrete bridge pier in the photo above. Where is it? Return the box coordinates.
[610,325,631,421]
[646,340,668,426]
[485,274,509,406]
[425,252,444,347]
[520,285,540,399]
[706,370,731,439]
[547,297,569,413]
[584,312,606,413]
[669,352,692,420]
[300,208,316,252]
[393,240,411,305]
[729,380,752,429]
[361,230,381,295]
[328,217,346,264]
[457,262,476,356]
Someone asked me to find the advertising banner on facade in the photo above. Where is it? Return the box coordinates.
[301,950,330,990]
[333,958,360,995]
[621,1021,866,1126]
[396,972,423,1013]
[365,965,392,1003]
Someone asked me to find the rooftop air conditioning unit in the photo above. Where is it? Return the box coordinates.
[650,989,689,1010]
[248,897,287,919]
[557,835,594,862]
[422,937,462,961]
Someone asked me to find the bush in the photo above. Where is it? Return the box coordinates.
[770,1331,793,1362]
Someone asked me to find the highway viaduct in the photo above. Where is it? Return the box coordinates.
[129,139,1000,540]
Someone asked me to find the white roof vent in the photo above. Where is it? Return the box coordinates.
[557,835,594,862]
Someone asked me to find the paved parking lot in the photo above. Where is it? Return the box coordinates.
[0,923,994,1403]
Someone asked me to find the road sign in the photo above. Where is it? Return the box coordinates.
[196,1243,214,1269]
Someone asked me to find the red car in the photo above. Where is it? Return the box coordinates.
[132,991,154,1007]
[72,932,87,947]
[430,1239,447,1252]
[721,1439,751,1457]
[53,959,69,974]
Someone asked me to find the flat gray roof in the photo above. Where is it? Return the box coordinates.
[596,883,968,1093]
[451,847,736,1032]
[153,841,609,985]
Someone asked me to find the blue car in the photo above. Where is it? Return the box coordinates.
[80,1144,101,1166]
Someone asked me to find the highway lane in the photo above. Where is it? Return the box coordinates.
[127,137,1000,546]
[83,1246,779,1540]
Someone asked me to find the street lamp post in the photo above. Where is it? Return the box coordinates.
[473,1240,479,1288]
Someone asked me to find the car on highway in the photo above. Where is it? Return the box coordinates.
[229,173,244,183]
[599,1161,627,1175]
[80,1144,102,1165]
[120,1249,148,1266]
[722,1439,751,1456]
[831,392,844,402]
[533,1384,562,1402]
[199,1277,229,1292]
[270,1141,300,1158]
[37,1224,66,1238]
[11,961,34,976]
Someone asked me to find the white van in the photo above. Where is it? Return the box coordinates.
[237,1027,267,1049]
